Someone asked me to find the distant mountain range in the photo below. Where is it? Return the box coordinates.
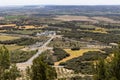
[1,5,120,17]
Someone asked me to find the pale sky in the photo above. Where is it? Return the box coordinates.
[0,0,120,6]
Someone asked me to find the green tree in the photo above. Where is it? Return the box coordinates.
[2,64,20,80]
[94,44,120,80]
[31,56,57,80]
[26,66,32,80]
[0,46,20,80]
[108,49,120,80]
[94,58,106,80]
[9,64,21,80]
[0,46,10,69]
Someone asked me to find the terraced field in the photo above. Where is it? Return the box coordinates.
[55,66,74,79]
[55,66,93,79]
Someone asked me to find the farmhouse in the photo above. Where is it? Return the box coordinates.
[36,31,56,36]
[109,43,118,48]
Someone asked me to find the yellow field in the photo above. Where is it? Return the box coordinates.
[20,25,47,29]
[54,15,97,23]
[92,28,107,33]
[0,35,20,41]
[0,24,16,28]
[20,26,36,29]
[91,30,107,34]
[0,44,24,51]
[91,17,120,23]
[0,30,7,32]
[55,48,100,65]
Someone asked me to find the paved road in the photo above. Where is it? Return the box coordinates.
[16,36,54,71]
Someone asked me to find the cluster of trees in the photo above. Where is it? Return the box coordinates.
[70,76,92,80]
[0,46,20,80]
[48,21,120,45]
[60,48,113,74]
[0,37,48,46]
[53,48,70,61]
[49,21,95,31]
[11,50,37,63]
[71,47,80,51]
[94,45,120,80]
[94,23,120,29]
[38,48,70,65]
[0,46,57,80]
[62,30,120,44]
[26,56,57,80]
[49,37,82,48]
[49,21,80,29]
[108,30,120,35]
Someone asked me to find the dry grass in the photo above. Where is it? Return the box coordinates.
[0,24,16,28]
[54,15,120,23]
[55,48,100,65]
[20,25,47,29]
[92,17,120,23]
[20,26,36,29]
[0,44,24,51]
[0,35,20,41]
[91,30,107,34]
[0,30,7,32]
[79,25,107,33]
[54,15,97,23]
[92,28,107,33]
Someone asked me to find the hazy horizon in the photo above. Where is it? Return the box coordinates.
[0,0,120,6]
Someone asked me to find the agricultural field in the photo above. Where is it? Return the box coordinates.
[0,30,7,32]
[54,15,98,23]
[0,44,24,51]
[91,28,107,34]
[79,25,97,29]
[5,29,42,35]
[20,25,36,29]
[11,50,37,63]
[0,35,20,41]
[91,17,120,23]
[0,24,16,28]
[5,15,26,20]
[48,38,85,48]
[19,25,47,29]
[55,48,100,65]
[77,25,107,33]
[1,5,120,80]
[54,15,120,24]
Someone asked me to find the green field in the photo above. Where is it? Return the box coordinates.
[79,25,97,28]
[5,15,26,20]
[9,30,42,35]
